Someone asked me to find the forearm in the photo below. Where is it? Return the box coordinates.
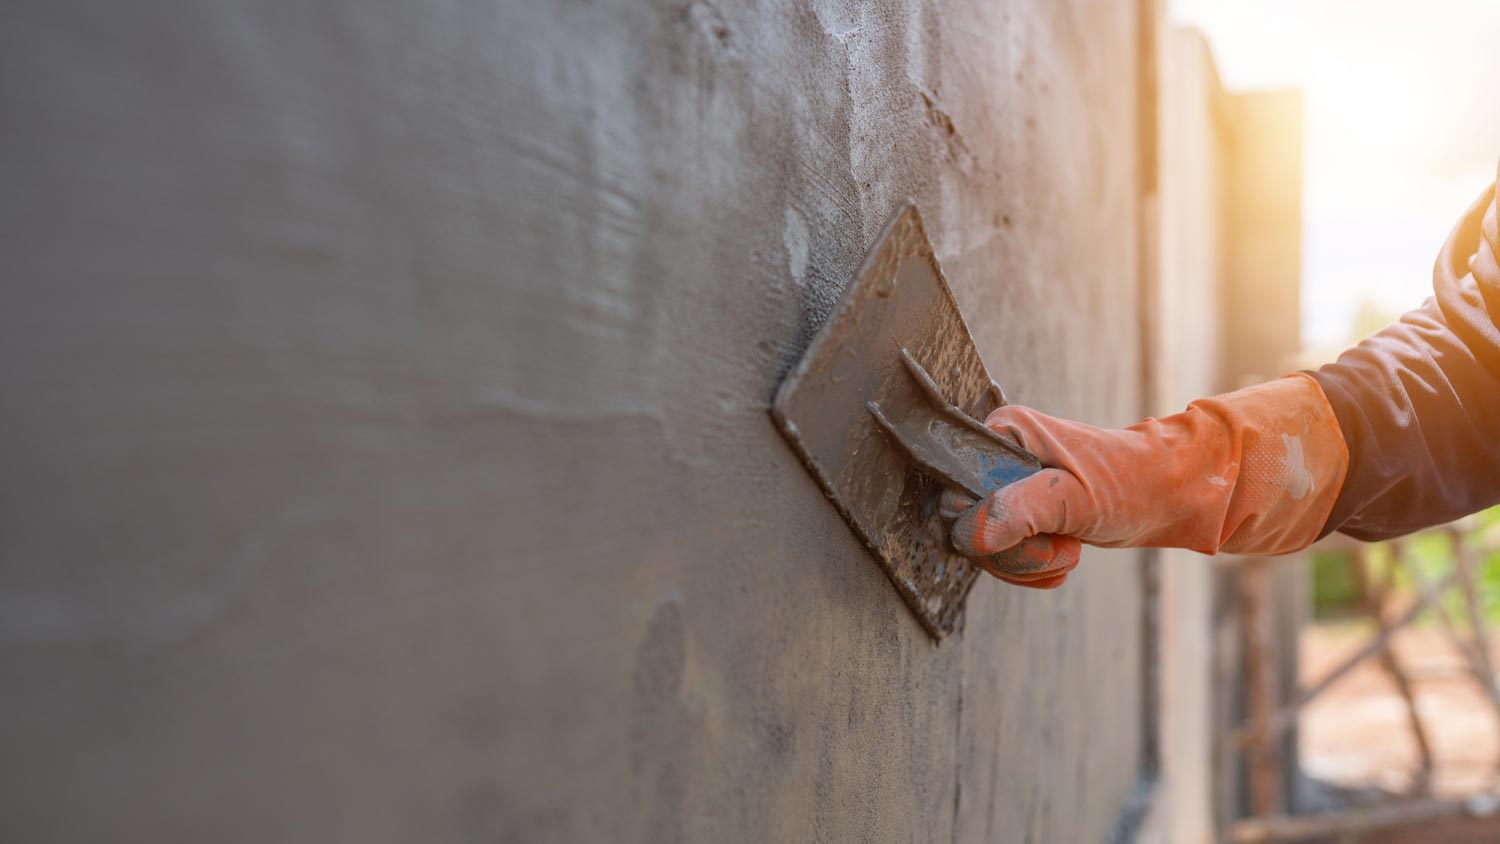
[945,169,1500,587]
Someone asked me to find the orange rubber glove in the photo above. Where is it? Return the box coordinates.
[944,373,1349,589]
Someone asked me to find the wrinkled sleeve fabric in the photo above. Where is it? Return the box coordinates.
[1311,170,1500,541]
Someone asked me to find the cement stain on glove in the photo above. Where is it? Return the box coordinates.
[947,373,1349,589]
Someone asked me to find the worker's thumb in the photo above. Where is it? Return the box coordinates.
[950,467,1093,559]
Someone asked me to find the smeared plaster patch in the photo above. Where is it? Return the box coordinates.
[783,206,810,285]
[811,0,860,42]
[1280,433,1314,500]
[1208,459,1238,489]
[919,91,971,162]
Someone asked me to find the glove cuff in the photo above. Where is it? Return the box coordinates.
[1195,373,1349,555]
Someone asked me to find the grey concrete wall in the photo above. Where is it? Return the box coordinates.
[1149,26,1231,843]
[1,2,1150,841]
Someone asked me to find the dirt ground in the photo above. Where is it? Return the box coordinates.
[1291,622,1500,841]
[1301,622,1500,797]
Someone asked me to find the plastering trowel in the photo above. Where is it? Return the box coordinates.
[771,201,1043,640]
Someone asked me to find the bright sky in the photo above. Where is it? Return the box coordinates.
[1172,0,1500,348]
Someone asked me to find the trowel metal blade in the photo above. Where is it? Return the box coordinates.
[771,200,1030,639]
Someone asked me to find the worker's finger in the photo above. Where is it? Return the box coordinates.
[972,533,1081,584]
[951,468,1093,557]
[992,539,1080,589]
[999,571,1070,589]
[938,488,977,521]
[939,488,1078,585]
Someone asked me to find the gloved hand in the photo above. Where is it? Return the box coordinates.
[943,373,1349,589]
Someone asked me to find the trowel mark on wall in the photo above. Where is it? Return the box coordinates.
[629,596,689,842]
[919,90,975,170]
[784,206,811,285]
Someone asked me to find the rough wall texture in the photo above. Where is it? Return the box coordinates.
[1,2,1148,841]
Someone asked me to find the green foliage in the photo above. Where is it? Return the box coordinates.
[1310,506,1500,623]
[1476,507,1500,622]
[1310,548,1360,619]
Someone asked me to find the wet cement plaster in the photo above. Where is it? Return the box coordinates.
[1,1,1146,841]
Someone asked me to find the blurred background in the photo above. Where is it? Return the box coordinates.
[1176,0,1500,828]
[1177,0,1500,353]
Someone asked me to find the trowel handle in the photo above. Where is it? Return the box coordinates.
[867,350,1044,501]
